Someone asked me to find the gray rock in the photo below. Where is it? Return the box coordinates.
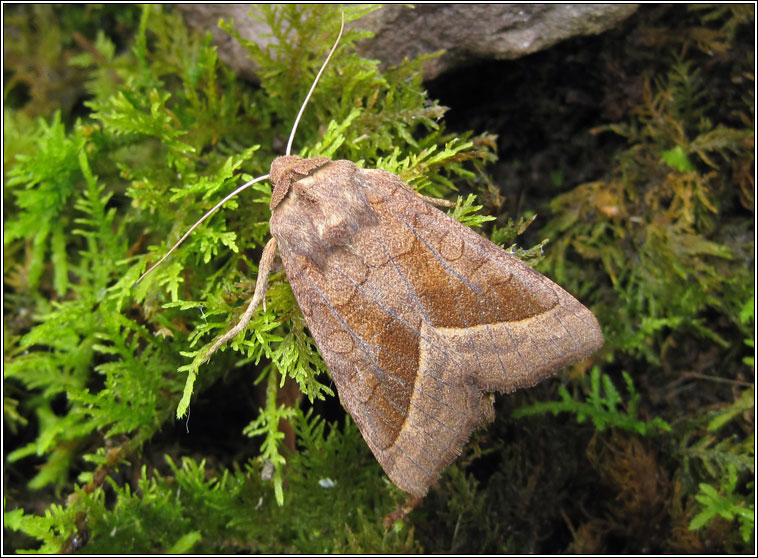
[176,4,638,81]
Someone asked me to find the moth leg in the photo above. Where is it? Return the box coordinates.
[383,495,423,529]
[202,237,278,363]
[414,192,456,208]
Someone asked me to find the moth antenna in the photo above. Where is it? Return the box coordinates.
[136,173,270,284]
[285,12,345,156]
[138,13,344,283]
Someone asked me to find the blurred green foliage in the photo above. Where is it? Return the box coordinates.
[533,4,754,551]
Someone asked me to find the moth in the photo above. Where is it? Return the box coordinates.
[139,16,604,497]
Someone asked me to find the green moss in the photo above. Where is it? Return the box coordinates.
[514,367,672,435]
[535,5,754,551]
[3,4,493,553]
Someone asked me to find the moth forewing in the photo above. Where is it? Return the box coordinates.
[268,158,603,496]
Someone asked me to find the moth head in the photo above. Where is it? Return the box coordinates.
[270,155,331,209]
[269,159,379,266]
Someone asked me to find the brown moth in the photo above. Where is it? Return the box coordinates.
[139,16,604,497]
